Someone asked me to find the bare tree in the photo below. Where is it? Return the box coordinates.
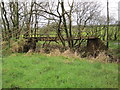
[73,1,101,47]
[9,1,19,39]
[1,2,11,40]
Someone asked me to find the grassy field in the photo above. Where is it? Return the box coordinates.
[109,40,120,58]
[2,53,118,88]
[109,41,119,49]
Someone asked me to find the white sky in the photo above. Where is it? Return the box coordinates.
[66,0,120,20]
[94,0,119,20]
[1,0,120,20]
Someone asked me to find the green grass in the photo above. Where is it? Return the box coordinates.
[109,40,120,58]
[109,41,119,50]
[2,53,118,88]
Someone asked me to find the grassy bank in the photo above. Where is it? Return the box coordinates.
[2,53,118,88]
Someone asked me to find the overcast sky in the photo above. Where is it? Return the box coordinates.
[66,0,120,21]
[93,0,119,20]
[1,0,120,20]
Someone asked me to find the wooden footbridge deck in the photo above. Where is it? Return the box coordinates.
[24,34,98,41]
[23,34,106,54]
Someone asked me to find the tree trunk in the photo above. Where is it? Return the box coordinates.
[61,1,71,48]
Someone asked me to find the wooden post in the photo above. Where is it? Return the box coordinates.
[118,2,120,54]
[106,0,109,49]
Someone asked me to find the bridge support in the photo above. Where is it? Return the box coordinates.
[23,38,37,52]
[87,38,107,57]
